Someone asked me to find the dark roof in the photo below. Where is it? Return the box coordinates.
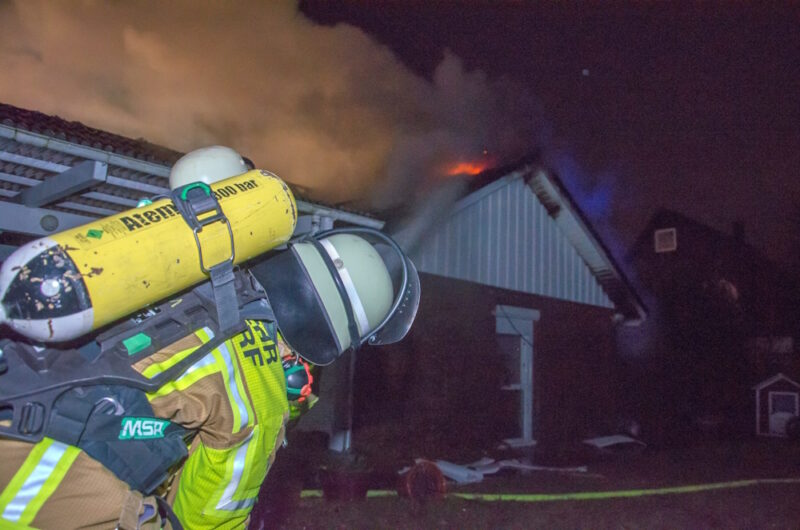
[464,151,543,194]
[0,101,378,222]
[630,208,800,333]
[0,102,184,166]
[630,208,772,267]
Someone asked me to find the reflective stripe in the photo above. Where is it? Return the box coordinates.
[147,354,218,399]
[217,340,249,431]
[215,432,256,511]
[146,329,252,435]
[142,326,215,379]
[147,328,220,399]
[319,239,370,335]
[179,350,217,379]
[1,439,80,524]
[173,328,218,381]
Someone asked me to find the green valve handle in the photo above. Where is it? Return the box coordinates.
[180,181,212,200]
[123,333,152,356]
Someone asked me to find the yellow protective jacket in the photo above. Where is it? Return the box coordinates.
[0,319,290,529]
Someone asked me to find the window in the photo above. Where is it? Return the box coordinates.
[654,228,677,253]
[770,392,798,414]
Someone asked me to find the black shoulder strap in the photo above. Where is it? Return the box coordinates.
[171,181,240,336]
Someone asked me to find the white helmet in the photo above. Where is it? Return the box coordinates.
[252,228,421,365]
[169,145,249,190]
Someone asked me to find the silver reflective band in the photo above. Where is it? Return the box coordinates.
[179,349,216,379]
[216,431,257,511]
[319,239,370,336]
[145,327,216,381]
[178,327,216,379]
[2,441,69,521]
[216,340,249,431]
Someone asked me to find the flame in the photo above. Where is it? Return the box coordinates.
[443,160,491,177]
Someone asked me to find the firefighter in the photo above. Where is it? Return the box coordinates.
[0,146,420,529]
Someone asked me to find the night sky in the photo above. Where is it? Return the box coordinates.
[302,2,800,264]
[1,2,799,264]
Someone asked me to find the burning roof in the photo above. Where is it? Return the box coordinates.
[392,151,646,323]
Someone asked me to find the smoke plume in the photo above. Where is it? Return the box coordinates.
[0,0,541,206]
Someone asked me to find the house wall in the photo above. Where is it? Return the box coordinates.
[628,211,800,357]
[353,273,620,455]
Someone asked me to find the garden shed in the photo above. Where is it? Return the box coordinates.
[754,373,800,437]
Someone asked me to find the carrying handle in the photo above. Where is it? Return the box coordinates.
[179,181,211,201]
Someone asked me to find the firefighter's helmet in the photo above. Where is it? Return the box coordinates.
[252,228,420,365]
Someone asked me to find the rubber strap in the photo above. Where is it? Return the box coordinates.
[209,262,239,336]
[155,495,183,530]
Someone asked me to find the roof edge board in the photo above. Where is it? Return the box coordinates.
[527,169,647,324]
[453,166,535,213]
[0,124,171,177]
[295,200,383,229]
[753,372,800,390]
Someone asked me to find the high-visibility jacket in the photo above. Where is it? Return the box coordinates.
[0,319,290,529]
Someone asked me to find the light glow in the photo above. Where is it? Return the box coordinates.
[443,160,491,177]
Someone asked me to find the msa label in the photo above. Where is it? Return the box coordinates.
[119,417,169,440]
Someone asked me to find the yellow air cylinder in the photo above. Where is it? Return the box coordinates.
[0,169,297,342]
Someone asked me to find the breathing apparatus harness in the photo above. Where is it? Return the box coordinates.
[0,166,419,512]
[0,269,270,493]
[0,181,267,497]
[170,180,239,337]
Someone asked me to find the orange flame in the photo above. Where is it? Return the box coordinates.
[443,160,491,177]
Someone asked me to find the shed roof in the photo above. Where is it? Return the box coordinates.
[753,372,800,391]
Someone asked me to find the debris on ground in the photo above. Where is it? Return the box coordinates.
[399,457,589,485]
[582,434,646,455]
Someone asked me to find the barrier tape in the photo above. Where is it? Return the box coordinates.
[301,478,800,502]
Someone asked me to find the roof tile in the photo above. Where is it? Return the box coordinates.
[0,102,184,166]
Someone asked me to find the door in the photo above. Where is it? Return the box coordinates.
[495,305,540,447]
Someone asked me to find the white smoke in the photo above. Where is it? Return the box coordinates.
[0,0,541,206]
